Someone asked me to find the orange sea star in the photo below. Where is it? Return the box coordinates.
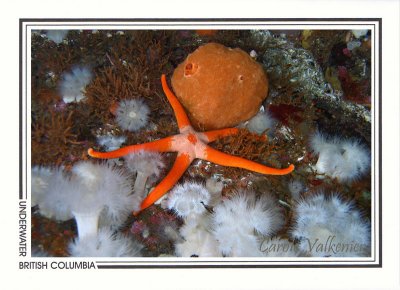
[88,74,294,215]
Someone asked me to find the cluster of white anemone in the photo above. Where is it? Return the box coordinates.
[31,162,143,257]
[165,180,289,257]
[310,130,371,183]
[69,228,142,257]
[212,191,285,257]
[166,180,372,258]
[290,192,370,257]
[59,65,93,103]
[165,181,220,257]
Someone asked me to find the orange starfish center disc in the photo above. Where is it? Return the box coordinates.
[187,133,197,145]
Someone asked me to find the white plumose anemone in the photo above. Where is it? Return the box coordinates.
[167,181,222,257]
[212,191,285,257]
[97,135,127,152]
[33,162,144,258]
[115,99,150,132]
[45,30,69,44]
[175,217,221,257]
[96,135,128,166]
[205,177,224,206]
[37,167,75,221]
[166,182,211,219]
[70,161,135,235]
[59,66,93,103]
[287,179,305,200]
[290,193,370,257]
[35,162,135,238]
[124,151,165,210]
[310,131,370,182]
[69,228,143,257]
[246,110,276,136]
[31,166,55,207]
[352,29,368,39]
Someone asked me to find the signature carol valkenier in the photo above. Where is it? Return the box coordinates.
[260,235,367,257]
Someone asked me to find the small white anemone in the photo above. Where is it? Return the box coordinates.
[70,161,135,235]
[59,65,93,103]
[175,216,221,257]
[31,166,55,207]
[166,182,211,219]
[246,110,276,136]
[287,179,305,200]
[97,135,127,152]
[115,99,150,132]
[205,177,223,206]
[290,192,371,257]
[45,30,69,44]
[69,228,143,257]
[36,162,135,238]
[96,134,128,166]
[124,150,165,210]
[351,29,368,39]
[212,190,285,257]
[37,167,75,221]
[310,131,370,183]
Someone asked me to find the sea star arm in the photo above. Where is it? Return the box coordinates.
[203,128,239,142]
[204,145,295,175]
[135,153,192,214]
[161,74,191,130]
[87,136,173,159]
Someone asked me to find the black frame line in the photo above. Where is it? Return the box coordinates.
[21,18,381,22]
[20,18,382,269]
[19,18,23,200]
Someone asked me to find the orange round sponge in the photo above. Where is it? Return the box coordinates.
[171,43,268,130]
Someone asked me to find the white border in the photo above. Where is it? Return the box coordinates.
[1,0,399,289]
[22,20,380,267]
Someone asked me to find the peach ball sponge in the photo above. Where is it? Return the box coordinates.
[171,43,269,130]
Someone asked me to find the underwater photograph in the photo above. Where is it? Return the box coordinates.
[27,25,376,261]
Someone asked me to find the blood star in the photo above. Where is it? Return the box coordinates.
[88,74,294,214]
